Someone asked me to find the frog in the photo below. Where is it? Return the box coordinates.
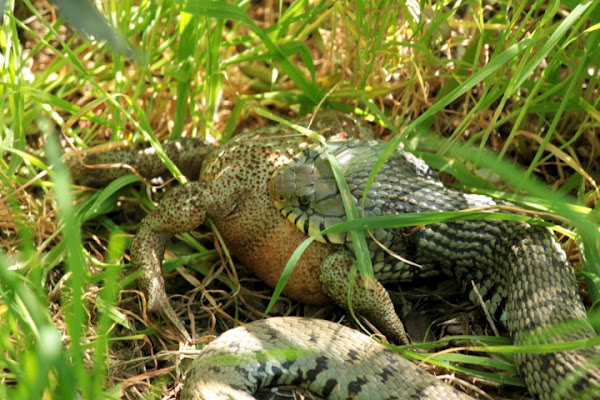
[68,111,409,344]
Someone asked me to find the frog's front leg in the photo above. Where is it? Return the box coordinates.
[130,182,208,343]
[318,248,410,344]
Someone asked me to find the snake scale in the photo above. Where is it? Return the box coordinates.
[68,113,599,399]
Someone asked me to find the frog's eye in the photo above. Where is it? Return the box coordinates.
[299,195,310,207]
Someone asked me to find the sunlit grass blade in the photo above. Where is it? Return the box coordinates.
[177,0,323,105]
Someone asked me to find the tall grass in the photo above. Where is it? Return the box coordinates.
[0,0,598,398]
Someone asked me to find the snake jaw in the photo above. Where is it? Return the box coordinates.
[270,159,352,244]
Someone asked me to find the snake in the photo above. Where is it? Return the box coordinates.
[185,139,600,399]
[181,317,473,400]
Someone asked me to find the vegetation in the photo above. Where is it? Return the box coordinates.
[1,0,598,399]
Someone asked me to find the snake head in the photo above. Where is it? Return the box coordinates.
[269,159,348,244]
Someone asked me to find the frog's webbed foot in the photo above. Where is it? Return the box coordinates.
[130,182,208,343]
[318,248,410,345]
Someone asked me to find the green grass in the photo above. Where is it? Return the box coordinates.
[1,0,599,398]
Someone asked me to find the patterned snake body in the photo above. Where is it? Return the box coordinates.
[182,317,473,400]
[265,140,600,399]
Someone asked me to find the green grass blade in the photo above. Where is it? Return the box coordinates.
[177,0,323,105]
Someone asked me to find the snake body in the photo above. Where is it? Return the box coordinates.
[181,317,473,400]
[266,140,599,398]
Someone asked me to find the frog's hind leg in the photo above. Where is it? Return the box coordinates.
[66,138,214,186]
[318,248,409,344]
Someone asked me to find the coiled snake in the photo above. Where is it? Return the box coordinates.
[185,140,600,399]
